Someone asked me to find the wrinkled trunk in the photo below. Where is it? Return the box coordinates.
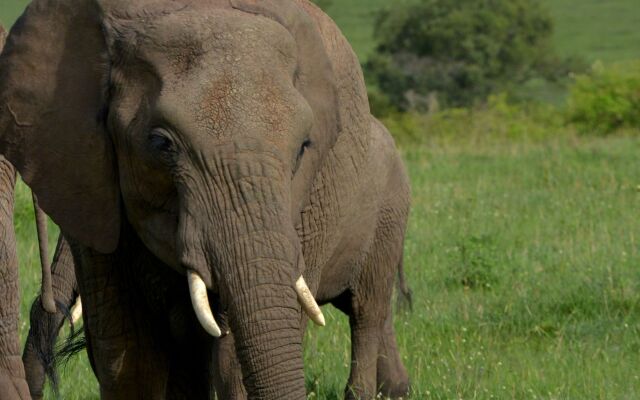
[223,231,306,399]
[0,156,31,400]
[180,152,307,399]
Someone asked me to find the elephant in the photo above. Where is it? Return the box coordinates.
[0,24,62,400]
[0,0,412,399]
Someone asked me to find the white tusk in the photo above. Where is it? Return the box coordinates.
[187,271,222,337]
[295,276,326,327]
[70,297,83,325]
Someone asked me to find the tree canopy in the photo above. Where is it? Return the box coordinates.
[365,0,567,111]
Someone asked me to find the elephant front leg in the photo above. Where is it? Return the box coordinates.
[0,157,31,399]
[0,357,31,400]
[344,214,410,399]
[346,308,410,400]
[345,317,382,400]
[71,243,169,399]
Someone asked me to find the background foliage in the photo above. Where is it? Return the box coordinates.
[567,61,640,135]
[364,0,566,110]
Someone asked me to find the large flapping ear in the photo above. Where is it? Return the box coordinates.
[0,0,120,253]
[230,0,341,168]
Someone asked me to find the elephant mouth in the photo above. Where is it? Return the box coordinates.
[186,270,325,337]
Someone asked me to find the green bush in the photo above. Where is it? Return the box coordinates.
[382,93,566,146]
[365,0,578,112]
[566,61,640,135]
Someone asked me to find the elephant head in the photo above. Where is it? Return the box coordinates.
[0,0,339,397]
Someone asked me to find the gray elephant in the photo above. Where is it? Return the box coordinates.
[0,23,65,400]
[0,1,411,399]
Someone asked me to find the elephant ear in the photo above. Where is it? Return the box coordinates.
[230,0,341,173]
[0,0,120,253]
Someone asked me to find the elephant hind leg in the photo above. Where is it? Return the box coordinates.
[345,206,410,399]
[345,306,410,400]
[376,309,410,398]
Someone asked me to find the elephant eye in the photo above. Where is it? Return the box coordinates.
[293,139,312,174]
[148,129,175,154]
[299,139,312,158]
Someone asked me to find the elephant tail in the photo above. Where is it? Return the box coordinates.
[33,193,57,314]
[395,255,413,312]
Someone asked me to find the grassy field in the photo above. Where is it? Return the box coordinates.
[305,135,640,398]
[13,134,640,399]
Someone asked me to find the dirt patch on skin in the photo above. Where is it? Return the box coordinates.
[197,72,236,137]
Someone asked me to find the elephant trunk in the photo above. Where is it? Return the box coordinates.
[184,232,308,399]
[226,261,307,399]
[178,153,317,399]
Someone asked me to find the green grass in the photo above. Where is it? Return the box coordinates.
[542,0,640,63]
[12,134,640,398]
[304,135,640,398]
[0,0,28,28]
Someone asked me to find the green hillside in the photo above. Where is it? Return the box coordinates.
[0,0,26,28]
[543,0,640,62]
[322,0,640,63]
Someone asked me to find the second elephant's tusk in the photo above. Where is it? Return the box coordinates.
[295,276,326,327]
[70,297,83,325]
[187,271,222,337]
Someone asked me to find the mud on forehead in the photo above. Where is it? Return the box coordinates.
[118,8,298,73]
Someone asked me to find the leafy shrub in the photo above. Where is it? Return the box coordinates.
[365,0,575,111]
[382,93,566,146]
[566,61,640,135]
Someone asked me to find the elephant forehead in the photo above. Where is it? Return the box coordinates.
[127,8,297,74]
[157,61,310,144]
[133,9,306,139]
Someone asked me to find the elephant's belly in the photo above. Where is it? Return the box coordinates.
[315,199,380,303]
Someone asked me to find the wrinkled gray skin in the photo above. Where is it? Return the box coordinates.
[0,24,31,400]
[0,1,411,399]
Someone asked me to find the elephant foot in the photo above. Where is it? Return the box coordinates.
[377,377,411,399]
[375,314,410,399]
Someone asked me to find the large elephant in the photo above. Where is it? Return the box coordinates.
[0,22,27,391]
[0,0,411,399]
[0,24,61,400]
